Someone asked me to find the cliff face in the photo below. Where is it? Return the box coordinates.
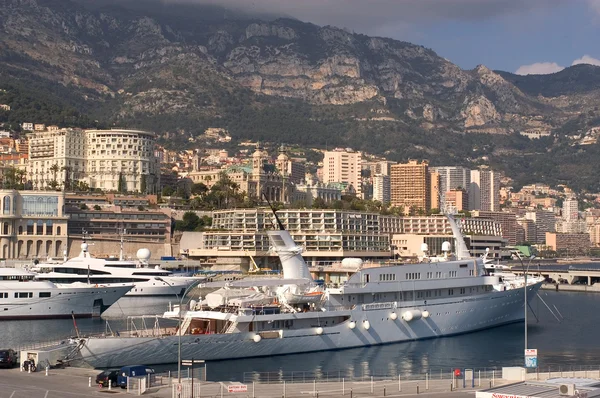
[0,0,595,140]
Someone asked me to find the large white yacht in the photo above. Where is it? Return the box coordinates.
[33,242,196,297]
[74,212,544,368]
[0,267,132,319]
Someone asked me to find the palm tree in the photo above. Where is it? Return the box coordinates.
[49,164,59,190]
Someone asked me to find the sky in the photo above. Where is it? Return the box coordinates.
[175,0,600,75]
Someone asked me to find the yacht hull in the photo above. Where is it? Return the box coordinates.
[78,281,542,368]
[0,285,132,320]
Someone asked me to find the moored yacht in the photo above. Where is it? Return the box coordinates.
[0,267,132,319]
[33,243,198,297]
[75,211,544,368]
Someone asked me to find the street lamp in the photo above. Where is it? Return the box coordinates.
[166,278,203,383]
[515,250,535,365]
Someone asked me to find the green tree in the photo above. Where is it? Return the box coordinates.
[174,212,211,231]
[50,163,59,189]
[162,186,174,197]
[311,197,327,209]
[191,183,208,197]
[140,175,147,194]
[93,205,101,210]
[118,172,126,193]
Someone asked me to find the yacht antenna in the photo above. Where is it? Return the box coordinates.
[263,193,285,231]
[82,228,90,284]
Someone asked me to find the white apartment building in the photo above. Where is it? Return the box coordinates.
[469,168,500,211]
[27,129,160,193]
[28,128,86,190]
[322,149,362,198]
[562,198,579,221]
[431,166,470,200]
[85,129,159,193]
[372,174,390,204]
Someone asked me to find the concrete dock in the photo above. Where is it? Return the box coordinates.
[0,366,508,398]
[2,366,597,398]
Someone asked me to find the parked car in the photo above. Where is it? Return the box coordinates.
[117,365,154,389]
[96,369,119,387]
[0,349,17,368]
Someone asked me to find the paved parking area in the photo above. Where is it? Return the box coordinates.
[0,367,119,398]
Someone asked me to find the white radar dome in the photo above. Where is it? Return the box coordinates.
[136,248,151,261]
[420,243,429,253]
[442,241,452,252]
[80,243,89,252]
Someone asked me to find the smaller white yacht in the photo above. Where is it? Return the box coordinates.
[0,267,132,319]
[33,242,198,297]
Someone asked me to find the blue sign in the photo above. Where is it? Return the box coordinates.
[525,349,538,368]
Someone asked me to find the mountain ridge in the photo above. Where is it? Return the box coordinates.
[2,0,600,191]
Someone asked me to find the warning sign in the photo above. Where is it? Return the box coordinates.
[228,384,248,393]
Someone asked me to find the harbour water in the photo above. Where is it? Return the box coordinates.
[2,291,599,381]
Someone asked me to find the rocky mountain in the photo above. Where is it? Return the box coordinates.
[2,0,600,190]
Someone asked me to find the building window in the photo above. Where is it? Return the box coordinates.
[36,220,43,235]
[26,220,34,235]
[2,223,7,235]
[3,196,9,214]
[22,196,58,216]
[46,220,53,235]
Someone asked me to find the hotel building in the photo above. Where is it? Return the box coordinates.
[27,129,160,193]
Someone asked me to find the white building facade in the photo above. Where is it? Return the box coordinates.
[469,168,500,211]
[372,174,390,204]
[27,129,160,193]
[322,149,362,198]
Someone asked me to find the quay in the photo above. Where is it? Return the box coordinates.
[2,366,600,398]
[511,263,600,292]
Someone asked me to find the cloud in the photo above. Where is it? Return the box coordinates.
[515,62,565,75]
[516,54,600,75]
[572,54,600,66]
[170,0,567,35]
[588,0,600,15]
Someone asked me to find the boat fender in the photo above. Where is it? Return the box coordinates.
[402,310,422,322]
[348,321,356,329]
[422,310,430,319]
[390,312,398,320]
[316,327,324,335]
[253,335,262,343]
[363,320,370,330]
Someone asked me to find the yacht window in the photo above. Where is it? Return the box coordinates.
[460,264,468,268]
[448,289,454,296]
[0,292,7,298]
[39,292,51,298]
